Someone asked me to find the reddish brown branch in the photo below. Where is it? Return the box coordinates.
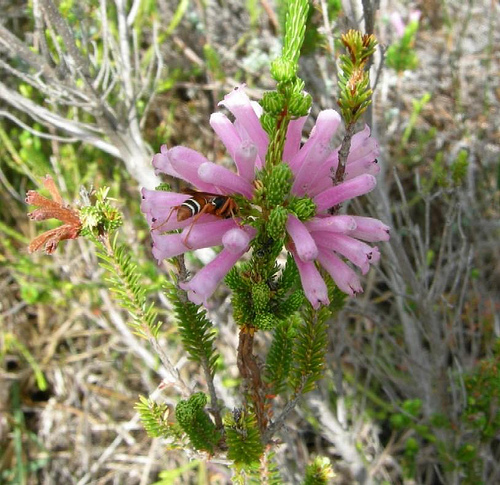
[237,326,268,433]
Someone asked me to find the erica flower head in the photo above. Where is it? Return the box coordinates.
[142,86,389,309]
[26,176,82,254]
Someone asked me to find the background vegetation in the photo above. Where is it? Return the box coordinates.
[1,0,499,483]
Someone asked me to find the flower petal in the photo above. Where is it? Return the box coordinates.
[290,110,341,196]
[314,232,380,274]
[210,112,242,160]
[317,249,363,296]
[291,248,329,309]
[198,162,254,198]
[286,214,318,261]
[344,157,380,179]
[152,144,182,178]
[313,174,377,212]
[42,175,63,204]
[219,86,269,165]
[305,215,357,233]
[222,226,255,253]
[234,140,257,183]
[180,248,246,305]
[182,219,240,247]
[151,219,237,260]
[349,216,391,242]
[141,189,191,228]
[283,114,308,163]
[28,224,80,254]
[168,147,221,193]
[141,189,189,214]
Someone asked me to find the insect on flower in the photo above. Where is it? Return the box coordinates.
[153,188,238,246]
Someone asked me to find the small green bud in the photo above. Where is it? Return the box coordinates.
[190,392,208,409]
[79,206,101,231]
[264,163,292,205]
[254,312,278,330]
[270,57,296,82]
[155,182,172,192]
[267,205,288,240]
[79,201,123,237]
[276,289,304,315]
[252,282,271,312]
[289,196,316,221]
[288,92,312,117]
[260,91,286,115]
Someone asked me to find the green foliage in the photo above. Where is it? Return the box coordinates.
[175,393,220,453]
[337,30,377,125]
[1,333,47,391]
[281,0,309,67]
[163,0,189,36]
[264,316,298,394]
[79,187,123,238]
[401,93,432,146]
[153,460,203,485]
[226,251,302,331]
[302,456,335,484]
[96,234,162,339]
[1,381,49,484]
[203,43,224,81]
[261,91,287,115]
[289,299,330,394]
[135,395,182,440]
[463,354,500,440]
[386,19,420,73]
[451,149,469,185]
[390,399,422,429]
[289,196,316,221]
[262,162,293,206]
[270,57,297,83]
[261,0,311,174]
[247,449,283,484]
[288,91,313,117]
[252,281,271,312]
[165,281,219,375]
[267,205,288,240]
[421,148,470,194]
[224,409,264,466]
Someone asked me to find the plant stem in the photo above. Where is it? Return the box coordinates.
[237,326,268,433]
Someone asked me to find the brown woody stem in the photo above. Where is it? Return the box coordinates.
[237,326,268,433]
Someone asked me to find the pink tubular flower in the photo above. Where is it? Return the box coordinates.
[142,86,389,307]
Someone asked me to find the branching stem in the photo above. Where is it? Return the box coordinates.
[237,326,268,433]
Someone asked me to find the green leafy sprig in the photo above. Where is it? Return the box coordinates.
[334,30,377,183]
[337,30,377,126]
[165,280,219,376]
[224,409,264,467]
[96,234,162,340]
[303,456,335,484]
[135,395,182,440]
[386,18,420,73]
[175,392,221,453]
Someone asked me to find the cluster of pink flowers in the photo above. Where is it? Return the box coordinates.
[141,86,389,307]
